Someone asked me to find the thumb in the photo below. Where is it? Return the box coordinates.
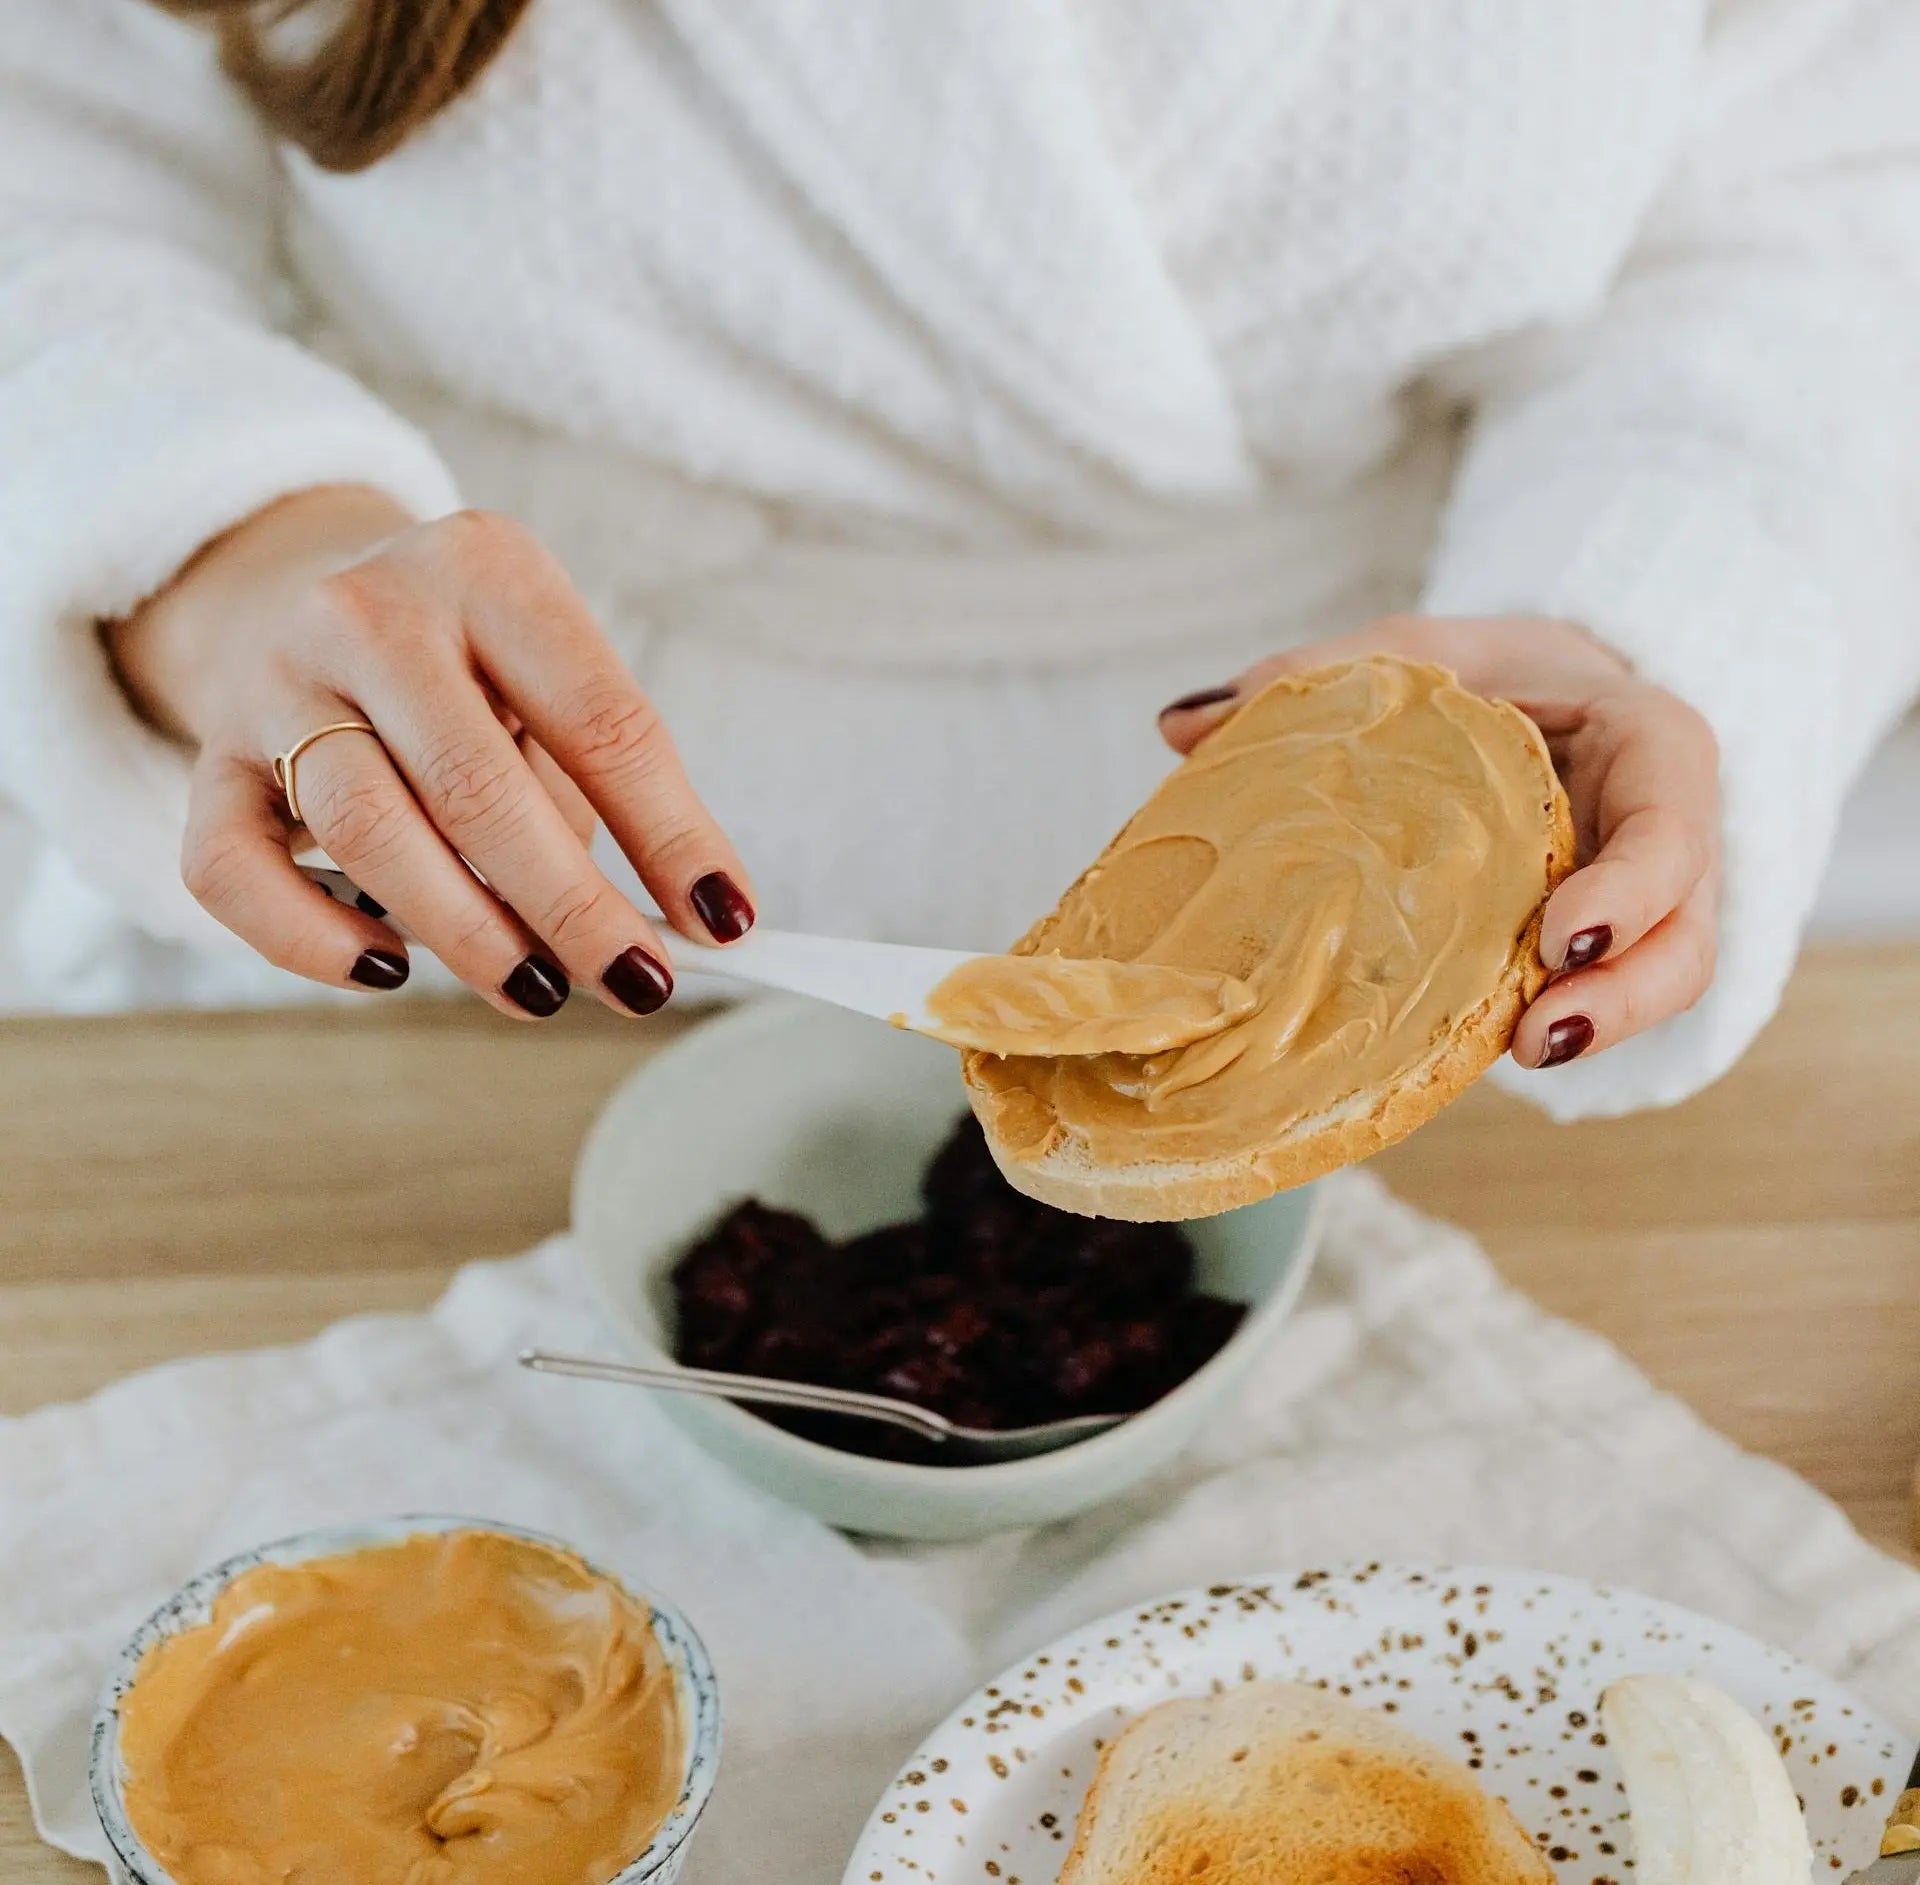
[1155,681,1244,753]
[1154,643,1351,754]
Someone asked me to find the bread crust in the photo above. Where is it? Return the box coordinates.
[963,665,1576,1221]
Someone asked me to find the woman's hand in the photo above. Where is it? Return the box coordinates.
[109,486,754,1017]
[1158,615,1722,1071]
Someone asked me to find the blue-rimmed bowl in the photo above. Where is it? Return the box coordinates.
[89,1515,723,1885]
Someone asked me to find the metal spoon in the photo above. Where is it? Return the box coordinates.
[518,1349,1126,1463]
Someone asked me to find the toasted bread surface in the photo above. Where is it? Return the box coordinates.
[1061,1681,1553,1885]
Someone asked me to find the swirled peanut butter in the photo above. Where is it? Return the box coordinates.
[968,658,1560,1171]
[915,953,1259,1056]
[118,1530,683,1885]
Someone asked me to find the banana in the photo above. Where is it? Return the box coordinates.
[1600,1674,1812,1885]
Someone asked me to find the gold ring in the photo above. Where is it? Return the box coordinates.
[271,720,379,827]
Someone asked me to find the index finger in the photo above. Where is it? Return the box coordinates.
[1538,695,1720,971]
[341,657,682,1017]
[460,539,755,944]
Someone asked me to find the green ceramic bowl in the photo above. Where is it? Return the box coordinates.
[573,999,1323,1541]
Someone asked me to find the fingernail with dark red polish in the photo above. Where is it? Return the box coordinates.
[603,945,673,1016]
[1158,684,1239,720]
[1560,924,1612,972]
[1538,1014,1594,1068]
[690,871,755,944]
[502,955,569,1018]
[349,949,409,991]
[354,891,388,920]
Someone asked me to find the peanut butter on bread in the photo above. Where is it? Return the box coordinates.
[964,657,1573,1219]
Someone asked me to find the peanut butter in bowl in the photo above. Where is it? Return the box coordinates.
[91,1518,722,1885]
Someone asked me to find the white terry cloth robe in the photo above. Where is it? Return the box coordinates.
[1,0,1918,1118]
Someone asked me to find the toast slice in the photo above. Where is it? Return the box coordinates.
[962,658,1574,1219]
[1061,1680,1553,1885]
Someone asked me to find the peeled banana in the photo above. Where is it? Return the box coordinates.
[1600,1674,1812,1885]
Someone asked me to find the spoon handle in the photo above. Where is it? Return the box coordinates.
[517,1349,954,1444]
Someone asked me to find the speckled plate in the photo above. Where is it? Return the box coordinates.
[843,1564,1907,1885]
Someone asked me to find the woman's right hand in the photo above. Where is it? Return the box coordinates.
[109,485,754,1018]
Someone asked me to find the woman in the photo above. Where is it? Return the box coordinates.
[1,0,1916,1118]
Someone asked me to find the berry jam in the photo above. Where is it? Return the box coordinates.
[669,1115,1245,1464]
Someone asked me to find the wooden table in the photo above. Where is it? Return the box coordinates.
[3,945,1916,1879]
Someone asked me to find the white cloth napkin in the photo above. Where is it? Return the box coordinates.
[3,1173,1916,1882]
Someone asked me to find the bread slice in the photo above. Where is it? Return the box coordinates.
[962,658,1574,1219]
[1061,1680,1553,1885]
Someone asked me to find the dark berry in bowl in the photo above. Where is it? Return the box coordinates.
[668,1115,1246,1465]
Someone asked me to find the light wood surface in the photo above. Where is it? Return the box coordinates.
[2,945,1916,1879]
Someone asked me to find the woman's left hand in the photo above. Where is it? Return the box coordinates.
[1158,615,1722,1071]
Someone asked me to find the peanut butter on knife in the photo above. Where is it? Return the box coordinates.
[910,952,1259,1057]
